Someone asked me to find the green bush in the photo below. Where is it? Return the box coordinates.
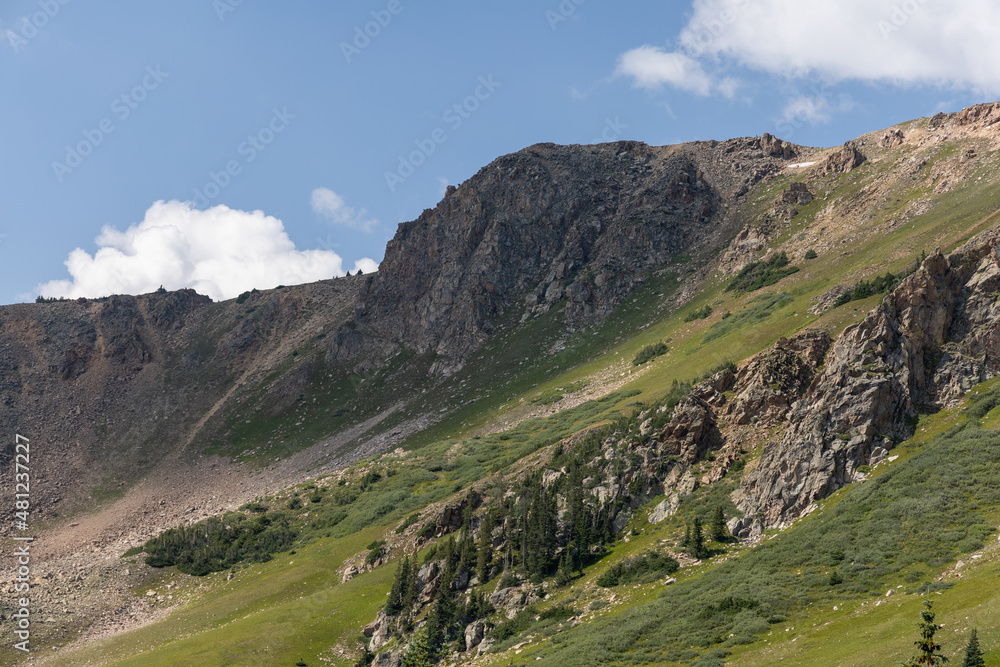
[596,552,679,587]
[684,305,713,322]
[804,249,818,260]
[632,342,669,366]
[725,252,799,293]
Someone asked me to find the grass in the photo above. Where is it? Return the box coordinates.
[507,384,1000,665]
[30,132,1000,667]
[34,526,392,667]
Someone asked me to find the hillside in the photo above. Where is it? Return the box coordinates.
[3,102,1000,666]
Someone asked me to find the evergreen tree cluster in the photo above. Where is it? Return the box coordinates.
[834,253,924,308]
[377,386,739,662]
[143,512,297,576]
[725,252,799,293]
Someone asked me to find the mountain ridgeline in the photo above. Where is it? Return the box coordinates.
[5,102,1000,666]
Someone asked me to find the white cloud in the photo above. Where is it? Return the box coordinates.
[617,1,1000,99]
[310,187,378,232]
[615,46,714,96]
[779,93,857,127]
[36,200,377,301]
[353,258,380,275]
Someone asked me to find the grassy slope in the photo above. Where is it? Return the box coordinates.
[31,132,1000,666]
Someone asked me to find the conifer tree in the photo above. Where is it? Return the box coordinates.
[476,513,494,582]
[690,517,708,560]
[902,599,948,666]
[400,626,434,667]
[385,556,411,616]
[961,628,985,667]
[710,505,728,543]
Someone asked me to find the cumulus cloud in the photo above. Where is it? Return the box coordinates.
[36,200,378,301]
[779,93,858,127]
[310,187,378,232]
[615,47,715,96]
[618,1,1000,99]
[353,258,380,275]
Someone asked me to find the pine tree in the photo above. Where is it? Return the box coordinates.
[385,556,411,616]
[476,513,494,583]
[710,505,728,543]
[962,628,985,667]
[400,626,434,667]
[902,599,948,666]
[689,517,708,560]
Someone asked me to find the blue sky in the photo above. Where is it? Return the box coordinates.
[1,0,997,304]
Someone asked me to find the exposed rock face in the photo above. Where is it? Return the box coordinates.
[823,142,867,175]
[781,182,814,207]
[658,396,722,463]
[880,129,905,149]
[464,619,489,650]
[338,138,800,372]
[741,229,1000,526]
[723,331,831,427]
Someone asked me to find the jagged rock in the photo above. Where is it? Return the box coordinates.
[823,142,867,175]
[542,469,563,487]
[780,182,814,206]
[742,228,1000,526]
[657,395,721,463]
[727,516,763,541]
[723,331,831,426]
[371,650,401,667]
[612,509,633,534]
[366,611,393,652]
[809,284,851,315]
[880,129,905,148]
[465,619,488,650]
[648,494,680,524]
[416,563,439,602]
[489,585,541,618]
[336,138,800,372]
[758,132,799,160]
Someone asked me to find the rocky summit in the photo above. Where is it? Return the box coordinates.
[5,103,1000,666]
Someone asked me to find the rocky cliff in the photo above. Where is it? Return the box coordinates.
[338,136,800,374]
[741,227,1000,525]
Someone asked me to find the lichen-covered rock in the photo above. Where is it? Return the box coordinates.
[742,228,1000,526]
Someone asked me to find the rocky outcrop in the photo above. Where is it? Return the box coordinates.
[337,138,801,373]
[780,182,814,207]
[723,331,830,427]
[823,142,867,175]
[657,396,722,463]
[741,229,1000,526]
